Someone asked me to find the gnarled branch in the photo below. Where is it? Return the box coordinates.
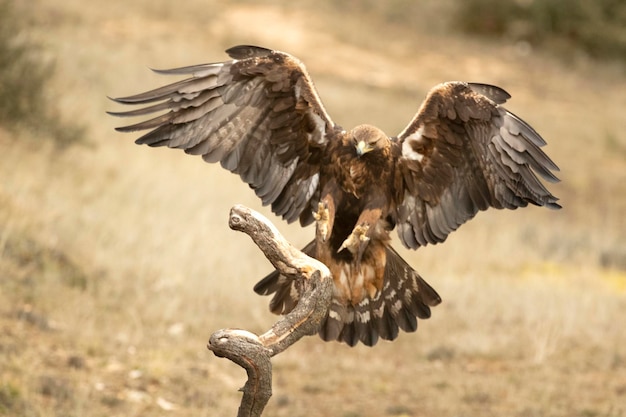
[207,204,332,417]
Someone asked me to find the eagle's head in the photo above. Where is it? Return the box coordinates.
[352,124,389,157]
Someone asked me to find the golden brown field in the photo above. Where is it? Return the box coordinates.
[1,1,625,416]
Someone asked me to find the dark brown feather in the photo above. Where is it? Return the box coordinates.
[109,46,335,226]
[110,47,560,347]
[394,82,560,249]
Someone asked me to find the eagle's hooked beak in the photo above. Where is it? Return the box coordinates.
[356,140,374,156]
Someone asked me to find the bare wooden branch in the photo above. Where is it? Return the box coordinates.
[207,204,333,417]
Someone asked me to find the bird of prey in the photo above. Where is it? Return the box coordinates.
[109,45,560,347]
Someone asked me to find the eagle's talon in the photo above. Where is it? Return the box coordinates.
[337,234,357,254]
[338,224,370,255]
[313,202,327,222]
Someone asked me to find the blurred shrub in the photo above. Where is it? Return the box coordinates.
[0,0,83,147]
[453,0,626,61]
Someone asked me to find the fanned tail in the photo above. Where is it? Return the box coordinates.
[253,242,441,347]
[319,245,440,346]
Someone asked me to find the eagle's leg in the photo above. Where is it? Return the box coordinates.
[314,197,335,242]
[338,206,382,264]
[315,183,339,242]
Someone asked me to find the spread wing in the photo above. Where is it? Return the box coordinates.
[109,45,338,226]
[393,82,560,249]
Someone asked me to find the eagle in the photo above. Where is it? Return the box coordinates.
[109,45,560,347]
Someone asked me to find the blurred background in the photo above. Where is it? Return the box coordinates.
[1,0,625,416]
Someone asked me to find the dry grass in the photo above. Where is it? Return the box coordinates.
[1,1,625,416]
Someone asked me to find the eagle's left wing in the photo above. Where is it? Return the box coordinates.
[393,82,560,249]
[109,45,337,226]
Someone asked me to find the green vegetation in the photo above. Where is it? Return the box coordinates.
[0,0,83,147]
[453,0,626,61]
[291,0,626,62]
[0,383,23,415]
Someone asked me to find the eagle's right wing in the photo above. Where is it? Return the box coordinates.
[109,45,338,226]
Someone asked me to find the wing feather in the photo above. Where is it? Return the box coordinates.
[109,45,337,225]
[394,82,560,249]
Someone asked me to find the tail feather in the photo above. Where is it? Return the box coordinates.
[270,279,301,314]
[410,296,433,319]
[253,240,316,314]
[319,304,344,342]
[394,306,418,333]
[252,242,441,347]
[377,308,399,341]
[352,296,381,346]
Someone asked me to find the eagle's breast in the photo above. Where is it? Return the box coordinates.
[329,129,393,200]
[344,158,371,198]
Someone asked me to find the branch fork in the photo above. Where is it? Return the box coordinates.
[207,204,332,417]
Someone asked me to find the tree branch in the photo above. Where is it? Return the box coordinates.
[207,204,332,417]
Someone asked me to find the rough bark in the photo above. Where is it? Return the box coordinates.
[207,204,333,417]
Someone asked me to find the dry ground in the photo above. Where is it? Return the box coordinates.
[1,1,625,416]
